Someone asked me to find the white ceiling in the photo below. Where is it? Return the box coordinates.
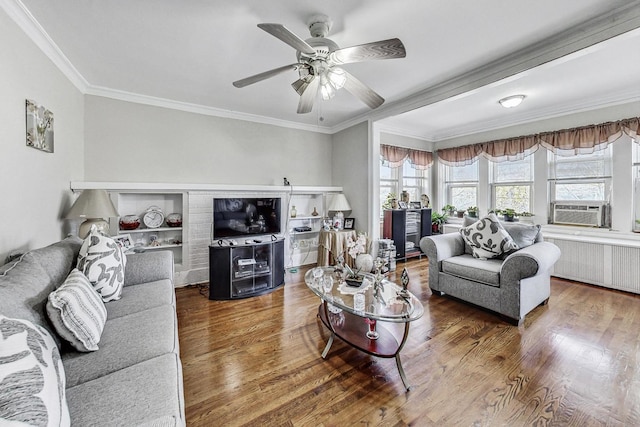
[8,0,640,140]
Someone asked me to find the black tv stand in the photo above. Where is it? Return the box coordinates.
[208,238,285,300]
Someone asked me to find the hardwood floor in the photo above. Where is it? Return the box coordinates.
[176,258,640,426]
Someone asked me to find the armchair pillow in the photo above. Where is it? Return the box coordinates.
[460,213,519,259]
[46,268,107,352]
[77,227,126,302]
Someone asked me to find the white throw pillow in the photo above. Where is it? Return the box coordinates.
[77,226,127,302]
[459,213,519,259]
[0,315,70,427]
[46,268,108,352]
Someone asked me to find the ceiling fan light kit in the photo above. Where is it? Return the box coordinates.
[499,94,526,108]
[233,14,406,114]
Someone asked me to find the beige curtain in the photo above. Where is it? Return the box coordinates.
[437,144,483,166]
[437,116,640,165]
[408,149,433,170]
[481,135,538,162]
[380,144,433,169]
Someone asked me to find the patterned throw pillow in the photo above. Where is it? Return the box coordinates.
[0,315,70,426]
[46,268,108,352]
[77,226,127,302]
[459,213,519,259]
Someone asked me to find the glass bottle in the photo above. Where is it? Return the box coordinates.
[291,205,297,218]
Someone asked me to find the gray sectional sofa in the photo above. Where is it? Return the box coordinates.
[0,236,185,426]
[420,221,561,325]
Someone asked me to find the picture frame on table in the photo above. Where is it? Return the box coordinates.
[409,201,421,209]
[398,201,408,209]
[113,234,134,250]
[343,218,355,230]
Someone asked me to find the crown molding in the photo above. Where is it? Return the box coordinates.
[84,85,334,134]
[428,91,640,142]
[0,0,88,92]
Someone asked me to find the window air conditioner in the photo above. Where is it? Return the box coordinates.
[552,202,605,227]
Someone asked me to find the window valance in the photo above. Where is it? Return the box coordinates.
[380,144,433,170]
[437,116,640,166]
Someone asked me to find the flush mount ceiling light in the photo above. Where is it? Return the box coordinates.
[498,94,526,108]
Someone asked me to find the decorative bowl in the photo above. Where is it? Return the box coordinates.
[119,215,140,230]
[166,213,182,227]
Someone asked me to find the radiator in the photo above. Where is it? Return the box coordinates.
[548,237,640,294]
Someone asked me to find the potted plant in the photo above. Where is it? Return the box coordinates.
[466,206,478,218]
[456,209,466,218]
[502,208,517,222]
[431,212,447,234]
[442,204,456,216]
[382,193,397,210]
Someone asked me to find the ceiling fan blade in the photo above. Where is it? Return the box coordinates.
[233,63,302,88]
[328,38,406,65]
[258,23,316,55]
[297,76,319,114]
[342,70,384,109]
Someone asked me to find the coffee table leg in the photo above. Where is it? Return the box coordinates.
[395,354,411,391]
[321,332,335,359]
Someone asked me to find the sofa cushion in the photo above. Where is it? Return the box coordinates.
[66,353,184,427]
[0,237,82,346]
[106,279,175,320]
[0,315,70,427]
[500,223,542,258]
[62,304,178,388]
[46,269,107,352]
[442,254,503,287]
[460,213,518,259]
[77,228,127,302]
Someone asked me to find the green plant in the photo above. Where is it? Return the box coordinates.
[502,208,516,216]
[442,204,456,214]
[431,212,447,225]
[466,206,478,217]
[382,193,397,210]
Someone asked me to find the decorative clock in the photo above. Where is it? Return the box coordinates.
[143,206,164,229]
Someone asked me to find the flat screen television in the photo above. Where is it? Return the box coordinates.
[213,197,281,239]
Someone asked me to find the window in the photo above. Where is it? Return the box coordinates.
[442,162,478,210]
[548,146,612,202]
[491,157,534,214]
[380,157,429,213]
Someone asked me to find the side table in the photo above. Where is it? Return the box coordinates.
[317,229,357,267]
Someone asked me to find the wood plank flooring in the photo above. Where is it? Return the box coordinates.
[176,258,640,426]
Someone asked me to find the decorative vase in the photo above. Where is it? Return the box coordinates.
[291,206,297,218]
[355,253,374,273]
[311,207,319,216]
[401,191,410,203]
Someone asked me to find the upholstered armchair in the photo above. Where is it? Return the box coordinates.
[419,218,561,325]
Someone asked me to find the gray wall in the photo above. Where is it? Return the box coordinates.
[84,96,334,186]
[332,121,369,233]
[0,8,85,262]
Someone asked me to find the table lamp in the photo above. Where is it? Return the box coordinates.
[327,193,351,230]
[66,189,119,238]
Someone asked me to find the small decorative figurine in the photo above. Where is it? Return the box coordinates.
[399,267,410,298]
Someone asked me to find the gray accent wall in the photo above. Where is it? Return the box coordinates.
[0,7,84,263]
[332,121,369,233]
[84,96,334,186]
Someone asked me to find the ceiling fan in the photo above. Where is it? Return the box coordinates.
[232,14,406,114]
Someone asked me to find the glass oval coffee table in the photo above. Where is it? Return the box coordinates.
[305,266,424,391]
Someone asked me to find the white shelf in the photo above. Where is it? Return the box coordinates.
[290,230,320,236]
[129,243,183,251]
[290,216,322,221]
[120,227,183,234]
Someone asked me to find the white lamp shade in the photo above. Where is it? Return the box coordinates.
[66,189,119,237]
[327,193,351,212]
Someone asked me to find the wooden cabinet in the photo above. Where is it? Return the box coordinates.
[382,209,432,259]
[209,239,285,300]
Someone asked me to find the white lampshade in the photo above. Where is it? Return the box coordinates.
[327,193,351,212]
[66,189,119,237]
